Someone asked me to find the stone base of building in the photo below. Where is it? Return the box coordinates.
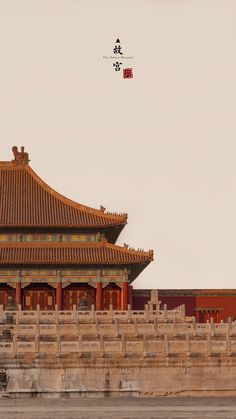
[0,299,235,398]
[2,355,236,398]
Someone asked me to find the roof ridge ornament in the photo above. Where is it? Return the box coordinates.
[12,146,30,166]
[149,249,154,259]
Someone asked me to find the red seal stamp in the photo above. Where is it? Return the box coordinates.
[123,68,133,79]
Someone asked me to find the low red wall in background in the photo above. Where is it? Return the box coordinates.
[132,289,236,322]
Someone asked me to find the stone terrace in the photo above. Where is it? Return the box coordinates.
[0,302,235,358]
[1,296,236,397]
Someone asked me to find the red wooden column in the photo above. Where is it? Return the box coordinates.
[15,282,21,306]
[56,282,62,310]
[122,281,128,311]
[96,282,103,311]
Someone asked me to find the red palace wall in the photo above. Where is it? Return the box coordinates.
[132,290,236,323]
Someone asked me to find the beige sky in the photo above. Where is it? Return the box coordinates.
[0,0,236,289]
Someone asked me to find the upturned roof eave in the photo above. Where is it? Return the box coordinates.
[0,161,128,229]
[0,241,154,267]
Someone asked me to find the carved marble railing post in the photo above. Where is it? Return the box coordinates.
[76,319,80,338]
[15,310,20,334]
[145,304,149,322]
[186,333,191,356]
[154,317,158,337]
[207,333,212,356]
[181,304,185,319]
[109,304,113,322]
[91,304,95,323]
[228,317,232,336]
[226,330,232,355]
[192,316,197,336]
[12,334,17,355]
[164,304,168,321]
[78,335,83,357]
[57,335,61,356]
[55,304,60,336]
[100,335,105,357]
[127,304,132,322]
[73,304,77,324]
[134,318,138,337]
[122,335,126,357]
[210,317,215,336]
[36,304,40,324]
[95,320,99,337]
[35,322,40,339]
[115,319,120,337]
[143,334,148,357]
[0,305,3,322]
[18,304,22,324]
[148,303,153,312]
[35,334,39,354]
[164,335,169,357]
[173,317,177,337]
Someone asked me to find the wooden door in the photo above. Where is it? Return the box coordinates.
[199,311,219,323]
[0,291,10,308]
[23,289,55,310]
[0,286,14,309]
[63,287,94,310]
[103,286,121,310]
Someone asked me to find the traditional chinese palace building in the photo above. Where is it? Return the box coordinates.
[0,147,153,311]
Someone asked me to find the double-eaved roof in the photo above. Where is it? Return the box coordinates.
[0,147,154,281]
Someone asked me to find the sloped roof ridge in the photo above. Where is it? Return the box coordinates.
[0,160,127,225]
[26,164,127,221]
